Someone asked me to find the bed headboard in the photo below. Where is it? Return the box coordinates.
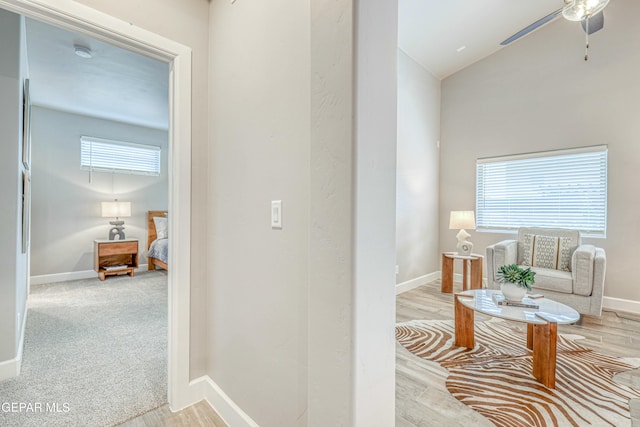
[147,210,168,249]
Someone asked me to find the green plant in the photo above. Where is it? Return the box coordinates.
[496,264,536,291]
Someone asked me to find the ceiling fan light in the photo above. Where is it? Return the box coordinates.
[562,0,609,21]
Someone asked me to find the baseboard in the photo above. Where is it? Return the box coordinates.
[30,264,149,286]
[0,356,20,382]
[396,272,441,294]
[0,308,28,381]
[190,375,258,427]
[603,296,640,315]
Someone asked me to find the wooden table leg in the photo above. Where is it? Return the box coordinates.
[527,323,533,350]
[454,295,474,348]
[470,257,482,290]
[442,254,453,293]
[532,321,558,389]
[462,260,468,290]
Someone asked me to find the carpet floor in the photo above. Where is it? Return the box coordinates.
[397,319,640,427]
[0,271,167,427]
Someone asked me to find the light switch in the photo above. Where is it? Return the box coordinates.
[271,200,282,229]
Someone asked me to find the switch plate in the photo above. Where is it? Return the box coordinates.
[271,200,282,229]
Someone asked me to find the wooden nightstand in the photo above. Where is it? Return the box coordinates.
[94,239,139,281]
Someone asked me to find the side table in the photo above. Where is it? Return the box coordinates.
[94,239,139,281]
[441,252,483,293]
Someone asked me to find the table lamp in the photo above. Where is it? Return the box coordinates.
[102,200,131,240]
[449,211,475,256]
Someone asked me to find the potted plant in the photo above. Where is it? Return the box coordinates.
[496,264,536,302]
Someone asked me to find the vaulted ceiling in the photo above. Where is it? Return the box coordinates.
[22,1,613,128]
[399,0,581,79]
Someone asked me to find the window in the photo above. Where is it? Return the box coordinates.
[81,136,161,176]
[476,145,607,237]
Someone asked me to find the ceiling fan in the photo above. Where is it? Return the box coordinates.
[501,0,610,60]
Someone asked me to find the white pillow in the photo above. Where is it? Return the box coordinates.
[153,216,168,239]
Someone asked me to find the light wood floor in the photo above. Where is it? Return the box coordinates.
[396,279,640,427]
[118,279,640,427]
[117,401,227,427]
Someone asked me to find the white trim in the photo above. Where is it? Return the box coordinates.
[477,144,608,163]
[396,272,441,294]
[192,376,259,427]
[0,355,20,382]
[30,265,150,286]
[0,308,27,381]
[603,296,640,315]
[0,0,193,412]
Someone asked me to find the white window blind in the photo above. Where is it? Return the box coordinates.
[81,136,161,176]
[476,145,607,237]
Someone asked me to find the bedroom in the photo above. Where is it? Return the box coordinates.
[24,17,170,284]
[0,11,168,423]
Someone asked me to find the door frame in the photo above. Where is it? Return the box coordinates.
[0,0,194,411]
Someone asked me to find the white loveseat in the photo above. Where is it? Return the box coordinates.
[486,227,606,317]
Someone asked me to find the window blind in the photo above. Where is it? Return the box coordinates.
[476,145,607,237]
[81,136,161,176]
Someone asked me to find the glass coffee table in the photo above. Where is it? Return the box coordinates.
[454,289,580,389]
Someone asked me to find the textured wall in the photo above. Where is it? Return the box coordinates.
[396,50,441,284]
[208,1,310,425]
[208,0,397,425]
[0,9,22,365]
[440,0,640,303]
[0,10,28,370]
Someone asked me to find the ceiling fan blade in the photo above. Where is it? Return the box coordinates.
[581,11,604,34]
[501,8,563,45]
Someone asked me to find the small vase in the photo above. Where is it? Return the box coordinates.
[500,282,527,302]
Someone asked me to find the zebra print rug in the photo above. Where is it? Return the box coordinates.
[396,319,640,427]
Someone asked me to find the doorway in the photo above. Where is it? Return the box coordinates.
[0,0,193,414]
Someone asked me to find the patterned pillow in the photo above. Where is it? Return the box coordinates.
[558,237,573,272]
[532,235,559,269]
[521,233,535,266]
[520,233,574,271]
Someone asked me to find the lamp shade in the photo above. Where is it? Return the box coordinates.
[101,201,131,218]
[562,0,609,21]
[449,211,475,230]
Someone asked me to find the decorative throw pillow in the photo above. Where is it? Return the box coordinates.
[521,233,535,266]
[532,235,559,269]
[558,237,573,272]
[153,216,168,239]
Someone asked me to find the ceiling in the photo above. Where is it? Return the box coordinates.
[399,0,569,79]
[25,18,169,130]
[23,1,604,126]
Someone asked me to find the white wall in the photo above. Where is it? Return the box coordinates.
[209,0,397,425]
[0,9,28,372]
[208,1,310,425]
[396,49,441,284]
[29,107,168,276]
[440,0,640,303]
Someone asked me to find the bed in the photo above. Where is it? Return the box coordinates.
[147,210,168,270]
